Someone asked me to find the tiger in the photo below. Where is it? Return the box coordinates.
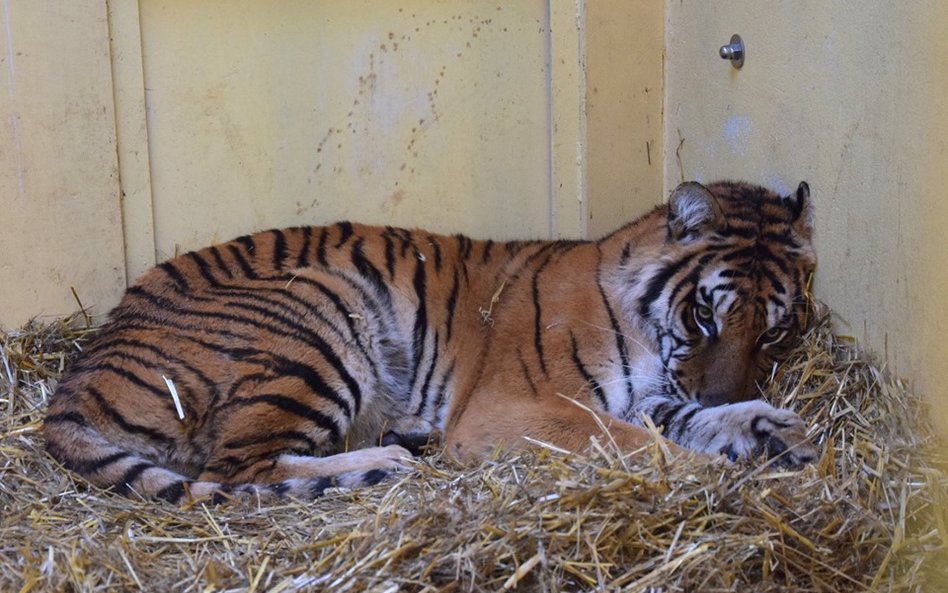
[43,180,819,503]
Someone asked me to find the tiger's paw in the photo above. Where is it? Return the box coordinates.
[381,430,440,457]
[685,400,819,468]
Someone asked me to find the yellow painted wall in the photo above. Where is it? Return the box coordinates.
[586,1,663,237]
[664,1,948,431]
[1,0,662,327]
[137,0,556,261]
[0,1,126,323]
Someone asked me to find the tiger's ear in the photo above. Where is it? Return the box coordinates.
[785,181,814,240]
[667,182,724,241]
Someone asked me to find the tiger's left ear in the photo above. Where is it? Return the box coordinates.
[785,181,814,240]
[667,182,724,242]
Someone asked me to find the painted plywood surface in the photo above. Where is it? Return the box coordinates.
[0,0,125,326]
[664,1,948,429]
[586,0,663,237]
[138,0,552,261]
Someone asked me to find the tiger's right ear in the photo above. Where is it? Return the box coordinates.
[785,181,814,240]
[667,182,723,242]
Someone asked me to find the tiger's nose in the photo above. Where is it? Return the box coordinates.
[699,384,759,407]
[698,392,731,407]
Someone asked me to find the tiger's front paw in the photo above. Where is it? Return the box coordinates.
[686,401,819,468]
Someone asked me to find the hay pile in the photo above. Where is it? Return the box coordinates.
[1,307,945,592]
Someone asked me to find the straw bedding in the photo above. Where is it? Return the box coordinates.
[1,306,945,592]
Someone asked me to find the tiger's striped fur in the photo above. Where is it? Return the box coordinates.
[44,180,818,503]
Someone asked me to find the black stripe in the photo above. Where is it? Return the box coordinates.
[516,350,539,399]
[309,476,335,497]
[667,266,705,320]
[383,229,397,278]
[269,481,291,496]
[414,331,439,417]
[87,386,177,446]
[287,276,358,338]
[204,284,352,346]
[217,281,335,319]
[91,337,218,394]
[228,244,258,279]
[445,270,460,342]
[429,235,442,272]
[217,300,362,416]
[532,271,546,375]
[282,277,382,376]
[760,231,799,247]
[456,234,473,261]
[209,246,234,279]
[186,251,222,287]
[637,252,698,319]
[44,411,89,427]
[668,405,701,440]
[114,462,153,495]
[222,430,319,453]
[408,256,429,394]
[431,361,456,426]
[652,400,686,429]
[65,451,130,475]
[393,227,413,256]
[156,480,187,503]
[106,296,254,344]
[760,264,787,295]
[481,240,494,264]
[619,242,632,267]
[530,249,560,376]
[351,238,392,305]
[316,228,330,266]
[271,228,288,271]
[223,394,342,443]
[362,468,388,486]
[569,333,608,410]
[335,221,354,248]
[725,226,757,239]
[146,284,362,418]
[297,226,313,268]
[88,362,174,401]
[159,261,189,291]
[205,454,279,481]
[236,235,256,258]
[595,252,635,404]
[247,458,280,482]
[272,356,356,419]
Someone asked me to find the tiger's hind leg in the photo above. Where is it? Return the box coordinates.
[197,365,414,498]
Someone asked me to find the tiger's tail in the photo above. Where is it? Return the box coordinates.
[43,411,399,504]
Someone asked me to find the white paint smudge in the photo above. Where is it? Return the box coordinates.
[765,174,791,196]
[723,115,753,156]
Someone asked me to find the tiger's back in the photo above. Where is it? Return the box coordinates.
[44,180,818,503]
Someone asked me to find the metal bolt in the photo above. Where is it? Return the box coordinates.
[719,34,745,69]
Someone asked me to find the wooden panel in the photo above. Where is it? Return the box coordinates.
[664,1,948,431]
[0,0,125,327]
[586,0,664,238]
[138,0,554,260]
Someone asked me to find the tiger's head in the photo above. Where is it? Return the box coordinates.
[627,180,815,407]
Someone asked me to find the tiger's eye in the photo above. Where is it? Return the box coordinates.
[695,305,714,321]
[761,327,785,343]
